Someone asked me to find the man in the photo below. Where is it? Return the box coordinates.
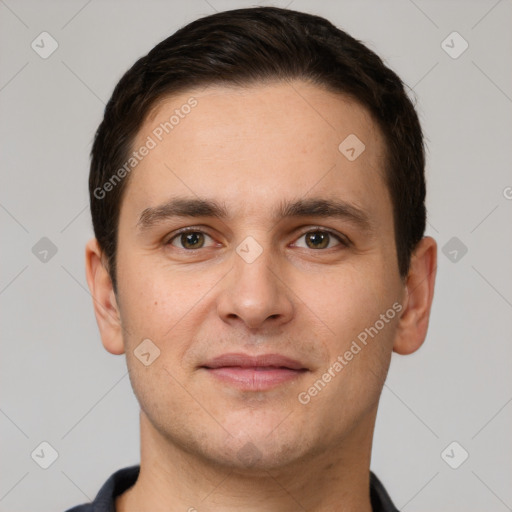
[72,5,437,511]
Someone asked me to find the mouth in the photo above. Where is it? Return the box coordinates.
[200,353,309,391]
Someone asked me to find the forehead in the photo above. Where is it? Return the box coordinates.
[122,80,390,227]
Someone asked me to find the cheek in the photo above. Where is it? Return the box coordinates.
[303,269,399,408]
[298,259,400,400]
[300,265,393,343]
[116,252,192,329]
[116,256,223,371]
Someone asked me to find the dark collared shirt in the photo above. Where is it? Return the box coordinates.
[64,465,399,512]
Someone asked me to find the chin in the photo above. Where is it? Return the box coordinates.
[205,424,313,473]
[211,444,302,474]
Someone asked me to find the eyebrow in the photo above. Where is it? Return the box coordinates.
[136,196,374,234]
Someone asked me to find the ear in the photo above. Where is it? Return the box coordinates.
[85,238,125,355]
[393,236,437,355]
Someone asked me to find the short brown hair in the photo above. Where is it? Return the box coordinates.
[89,6,426,294]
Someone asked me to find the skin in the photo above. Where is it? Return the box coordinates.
[85,80,437,511]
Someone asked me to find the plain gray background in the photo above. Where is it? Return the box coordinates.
[1,0,511,510]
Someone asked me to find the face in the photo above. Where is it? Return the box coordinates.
[109,81,407,471]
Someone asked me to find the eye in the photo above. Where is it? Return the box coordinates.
[166,229,216,250]
[293,229,348,250]
[165,227,349,251]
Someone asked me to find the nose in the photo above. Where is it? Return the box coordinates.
[216,241,295,331]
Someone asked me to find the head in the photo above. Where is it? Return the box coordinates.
[86,6,436,473]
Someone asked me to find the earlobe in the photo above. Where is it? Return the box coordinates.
[85,238,125,355]
[393,236,437,356]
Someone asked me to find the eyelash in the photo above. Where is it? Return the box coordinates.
[165,226,350,251]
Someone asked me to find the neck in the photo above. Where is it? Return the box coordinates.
[116,411,377,512]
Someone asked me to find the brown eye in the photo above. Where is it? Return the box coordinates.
[166,230,214,250]
[180,232,204,249]
[305,231,329,249]
[294,229,347,250]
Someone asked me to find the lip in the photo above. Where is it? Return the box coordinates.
[200,353,309,391]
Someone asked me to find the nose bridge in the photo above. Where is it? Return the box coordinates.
[217,233,294,329]
[234,234,275,288]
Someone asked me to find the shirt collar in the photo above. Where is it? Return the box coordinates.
[70,465,399,512]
